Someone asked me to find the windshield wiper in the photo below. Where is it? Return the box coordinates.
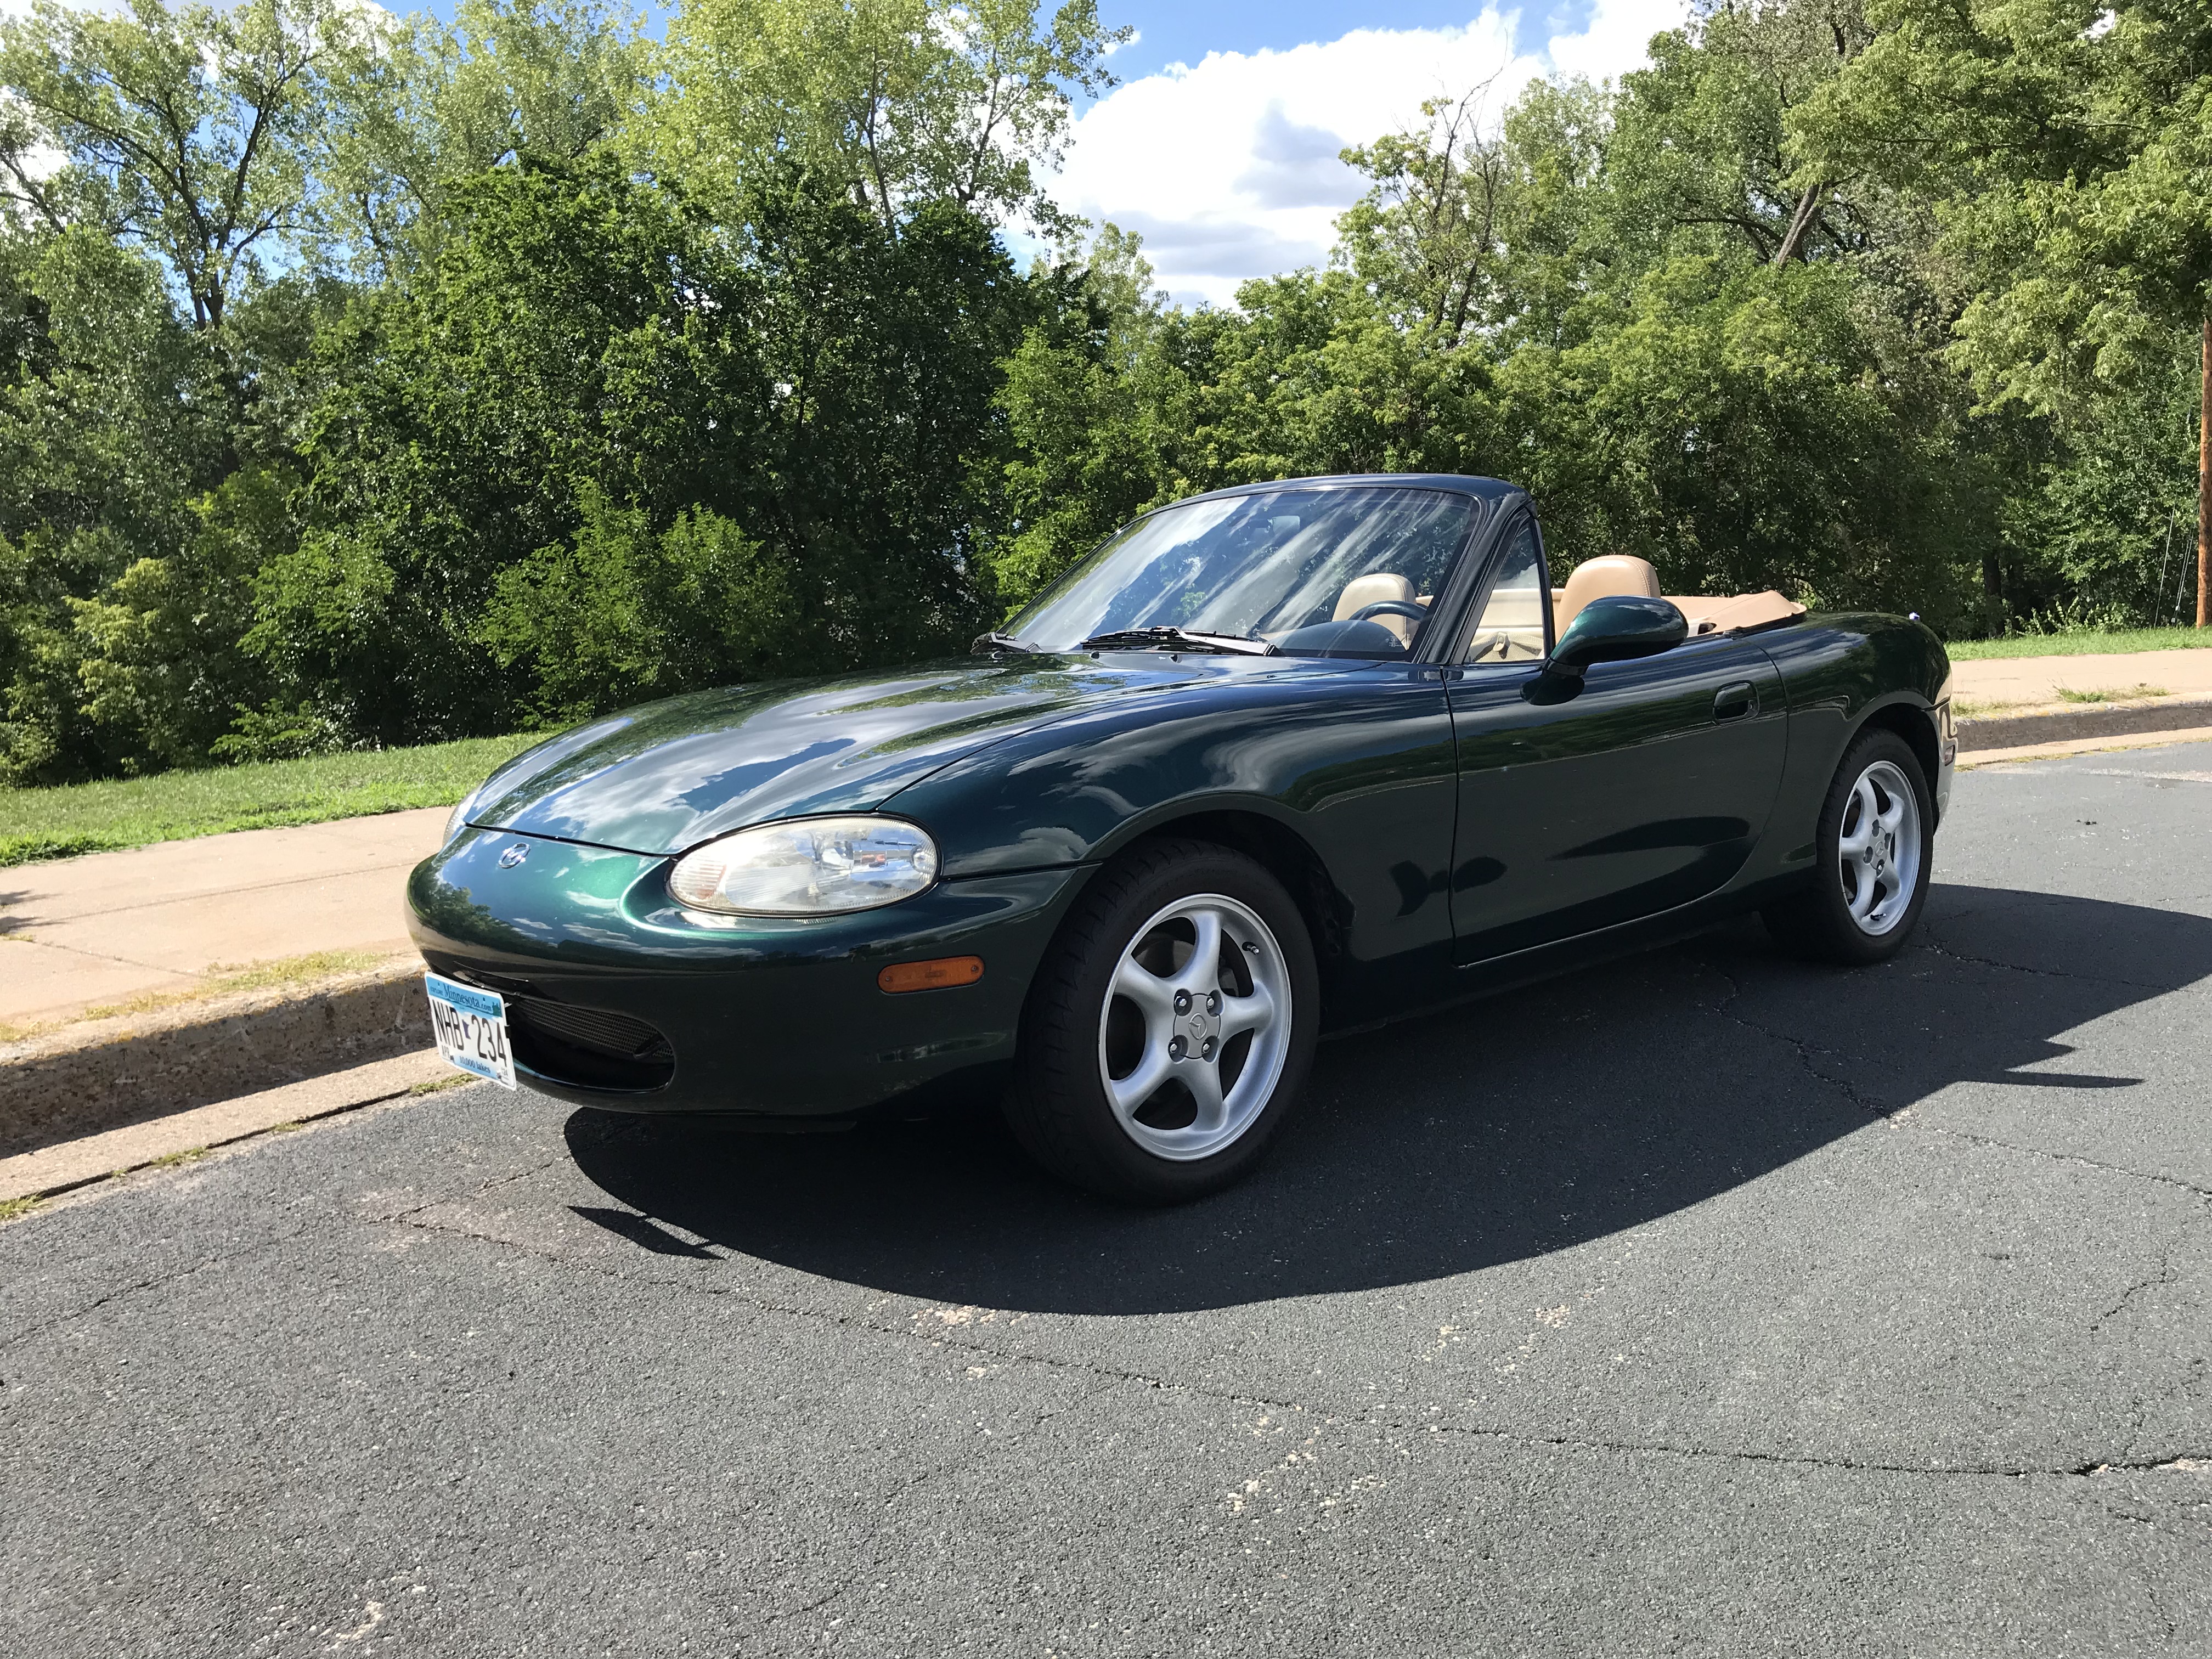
[1077,627,1275,656]
[972,630,1043,656]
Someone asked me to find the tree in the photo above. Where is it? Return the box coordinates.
[1615,0,1876,269]
[281,154,1030,739]
[479,489,796,721]
[1796,0,2212,624]
[658,0,1127,232]
[1336,89,1518,342]
[989,223,1180,605]
[317,0,656,278]
[0,0,368,330]
[0,222,240,783]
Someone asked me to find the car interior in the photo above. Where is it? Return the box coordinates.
[1328,553,1805,662]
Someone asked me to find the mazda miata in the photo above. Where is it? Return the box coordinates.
[410,473,1954,1201]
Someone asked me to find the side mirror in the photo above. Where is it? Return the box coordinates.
[1548,595,1688,678]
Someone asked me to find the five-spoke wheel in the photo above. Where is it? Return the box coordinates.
[1099,894,1291,1161]
[1007,840,1317,1203]
[1764,727,1934,964]
[1836,758,1923,936]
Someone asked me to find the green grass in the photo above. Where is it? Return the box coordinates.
[2053,682,2169,704]
[0,732,544,868]
[1944,626,2212,660]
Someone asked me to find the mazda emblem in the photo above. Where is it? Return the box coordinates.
[498,843,530,868]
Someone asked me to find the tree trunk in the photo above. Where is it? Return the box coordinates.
[1774,181,1827,267]
[2199,314,2210,627]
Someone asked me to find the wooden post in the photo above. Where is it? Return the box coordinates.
[2200,314,2210,627]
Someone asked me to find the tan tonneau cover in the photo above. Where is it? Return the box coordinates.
[1664,591,1806,635]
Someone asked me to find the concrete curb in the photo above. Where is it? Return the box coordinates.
[0,1048,455,1205]
[1956,695,2212,753]
[1955,724,2212,770]
[0,963,433,1160]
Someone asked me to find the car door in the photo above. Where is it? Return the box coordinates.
[1446,517,1788,963]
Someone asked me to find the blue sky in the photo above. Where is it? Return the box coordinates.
[401,0,1614,62]
[1099,0,1609,82]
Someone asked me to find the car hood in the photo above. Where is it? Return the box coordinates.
[465,654,1294,856]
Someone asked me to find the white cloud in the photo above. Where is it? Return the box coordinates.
[1546,0,1696,80]
[1049,3,1691,306]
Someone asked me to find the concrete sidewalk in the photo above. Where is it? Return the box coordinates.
[1951,646,2212,709]
[2,805,446,1032]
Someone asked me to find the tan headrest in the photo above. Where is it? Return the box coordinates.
[1556,555,1662,632]
[1334,572,1417,646]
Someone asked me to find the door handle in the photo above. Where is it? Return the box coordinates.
[1713,680,1757,720]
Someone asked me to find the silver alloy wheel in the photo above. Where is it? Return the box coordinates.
[1837,758,1923,936]
[1097,892,1292,1161]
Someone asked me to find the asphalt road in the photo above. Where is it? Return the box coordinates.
[5,745,2210,1657]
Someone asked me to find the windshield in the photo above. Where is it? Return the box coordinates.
[1005,486,1477,657]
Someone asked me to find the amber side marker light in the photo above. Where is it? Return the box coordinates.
[877,955,984,994]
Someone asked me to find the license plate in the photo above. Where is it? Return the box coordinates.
[425,972,516,1088]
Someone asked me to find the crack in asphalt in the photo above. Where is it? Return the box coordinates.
[388,1206,2212,1491]
[1699,962,1896,1117]
[1911,922,2176,989]
[744,1371,1126,1637]
[1697,963,2212,1201]
[2087,1207,2210,1464]
[377,1149,578,1227]
[1926,1126,2212,1200]
[0,1218,326,1357]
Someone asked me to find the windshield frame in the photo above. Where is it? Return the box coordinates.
[1001,478,1510,664]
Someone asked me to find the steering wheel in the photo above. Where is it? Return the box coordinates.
[1351,600,1429,625]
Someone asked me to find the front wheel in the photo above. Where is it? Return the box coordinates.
[1763,728,1933,966]
[1006,839,1318,1204]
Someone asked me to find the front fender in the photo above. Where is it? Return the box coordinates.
[882,663,1462,1018]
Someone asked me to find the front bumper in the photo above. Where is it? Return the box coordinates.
[1934,697,1956,823]
[408,828,1090,1117]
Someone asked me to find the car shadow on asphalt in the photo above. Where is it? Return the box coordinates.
[563,883,2212,1314]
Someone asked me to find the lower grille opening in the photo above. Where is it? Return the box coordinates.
[506,996,676,1093]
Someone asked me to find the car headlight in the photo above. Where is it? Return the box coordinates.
[668,816,939,916]
[444,789,480,846]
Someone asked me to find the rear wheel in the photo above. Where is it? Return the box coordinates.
[1763,729,1932,966]
[1006,839,1318,1204]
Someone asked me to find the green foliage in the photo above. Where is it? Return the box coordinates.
[286,155,1025,738]
[282,153,768,740]
[483,490,799,720]
[988,225,1179,605]
[1797,0,2212,405]
[984,12,2004,634]
[658,0,1127,231]
[1788,0,2212,624]
[210,698,347,763]
[318,0,657,276]
[0,0,367,329]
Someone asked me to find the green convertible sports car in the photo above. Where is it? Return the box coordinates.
[410,473,1955,1203]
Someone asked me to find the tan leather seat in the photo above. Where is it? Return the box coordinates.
[1554,555,1662,634]
[1334,573,1419,646]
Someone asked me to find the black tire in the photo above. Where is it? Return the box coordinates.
[1005,838,1319,1204]
[1763,727,1934,966]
